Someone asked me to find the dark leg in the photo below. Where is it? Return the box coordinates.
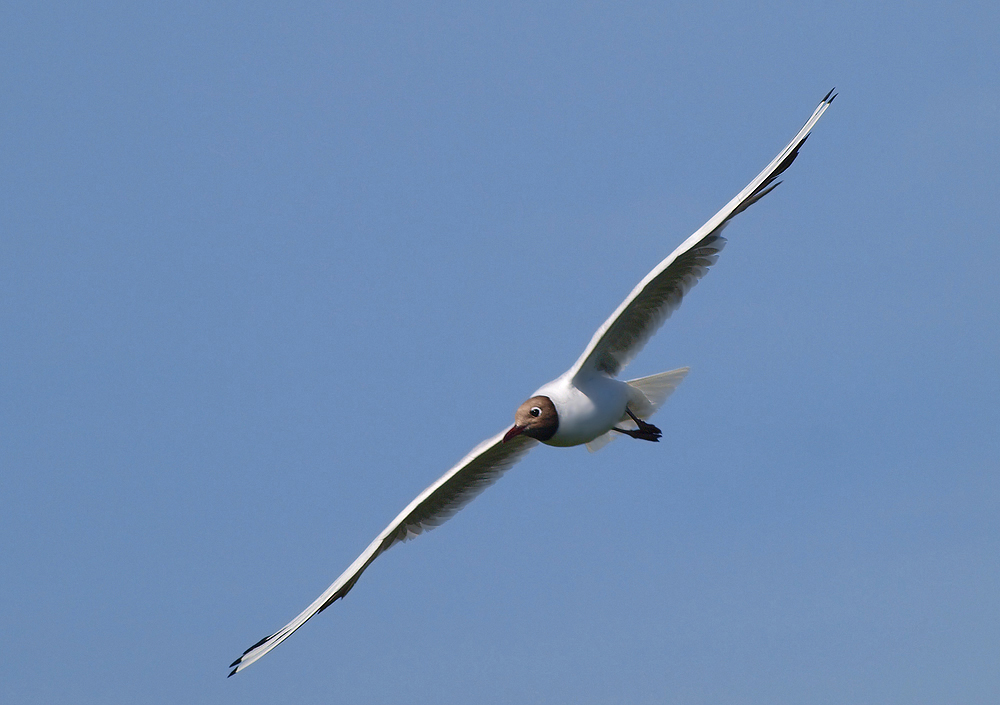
[612,406,662,442]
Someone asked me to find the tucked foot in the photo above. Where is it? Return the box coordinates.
[612,407,662,442]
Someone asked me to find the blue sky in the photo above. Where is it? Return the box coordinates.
[2,2,998,703]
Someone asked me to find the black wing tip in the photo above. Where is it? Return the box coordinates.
[822,87,838,104]
[227,632,274,674]
[228,667,238,678]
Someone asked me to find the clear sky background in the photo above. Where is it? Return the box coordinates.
[2,2,998,703]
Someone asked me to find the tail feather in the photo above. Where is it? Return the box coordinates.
[626,367,690,418]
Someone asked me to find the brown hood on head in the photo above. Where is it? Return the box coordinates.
[504,395,558,443]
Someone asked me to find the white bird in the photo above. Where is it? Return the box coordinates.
[229,91,835,676]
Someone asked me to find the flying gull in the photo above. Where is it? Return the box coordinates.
[229,90,835,676]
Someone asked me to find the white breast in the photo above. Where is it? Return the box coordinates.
[533,372,631,447]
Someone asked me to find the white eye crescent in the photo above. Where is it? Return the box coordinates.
[530,407,541,417]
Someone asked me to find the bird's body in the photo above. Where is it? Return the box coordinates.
[533,371,631,447]
[229,91,835,676]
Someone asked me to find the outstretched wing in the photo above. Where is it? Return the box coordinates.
[229,431,538,676]
[569,91,835,380]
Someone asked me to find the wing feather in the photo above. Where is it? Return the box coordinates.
[228,431,537,676]
[569,91,835,379]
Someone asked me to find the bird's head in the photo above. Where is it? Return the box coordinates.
[503,395,559,443]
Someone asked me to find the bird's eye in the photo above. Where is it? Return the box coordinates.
[530,407,541,417]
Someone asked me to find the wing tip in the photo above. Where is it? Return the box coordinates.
[822,87,838,104]
[227,632,275,676]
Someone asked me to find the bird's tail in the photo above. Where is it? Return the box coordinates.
[585,367,690,452]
